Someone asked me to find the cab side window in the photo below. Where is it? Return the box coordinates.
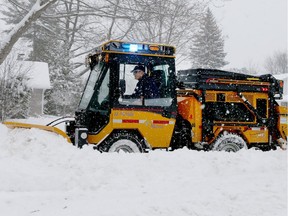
[118,63,173,107]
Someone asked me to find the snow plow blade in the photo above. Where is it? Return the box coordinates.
[3,121,72,143]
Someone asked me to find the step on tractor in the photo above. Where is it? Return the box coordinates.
[4,40,288,152]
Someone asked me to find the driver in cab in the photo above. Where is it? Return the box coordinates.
[131,65,159,100]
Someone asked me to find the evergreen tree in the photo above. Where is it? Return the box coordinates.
[190,8,228,69]
[0,0,57,65]
[0,57,32,121]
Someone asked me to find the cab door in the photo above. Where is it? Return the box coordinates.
[77,60,111,136]
[111,56,178,149]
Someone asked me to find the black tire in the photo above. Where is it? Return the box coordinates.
[101,132,144,153]
[212,133,247,152]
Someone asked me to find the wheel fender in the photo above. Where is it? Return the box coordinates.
[96,129,148,152]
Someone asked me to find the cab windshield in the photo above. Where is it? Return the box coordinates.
[78,62,105,109]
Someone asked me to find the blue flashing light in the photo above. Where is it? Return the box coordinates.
[121,43,138,52]
[113,41,174,56]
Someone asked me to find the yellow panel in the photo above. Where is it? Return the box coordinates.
[226,93,241,102]
[177,96,202,143]
[177,97,193,120]
[205,93,216,101]
[87,116,114,144]
[243,129,269,143]
[277,106,288,139]
[87,109,176,149]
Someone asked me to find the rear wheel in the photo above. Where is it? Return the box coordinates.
[212,133,247,152]
[100,132,144,153]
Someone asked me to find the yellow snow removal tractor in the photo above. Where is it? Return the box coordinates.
[4,40,287,152]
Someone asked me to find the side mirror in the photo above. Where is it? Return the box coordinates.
[119,79,126,96]
[85,54,99,70]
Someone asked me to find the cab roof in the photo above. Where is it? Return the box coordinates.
[94,40,176,58]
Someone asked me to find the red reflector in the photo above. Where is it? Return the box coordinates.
[261,87,269,92]
[122,119,139,123]
[153,120,169,125]
[280,81,283,87]
[206,78,219,83]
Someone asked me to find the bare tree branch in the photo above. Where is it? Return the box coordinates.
[0,0,57,65]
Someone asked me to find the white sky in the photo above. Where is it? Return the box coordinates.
[212,0,287,71]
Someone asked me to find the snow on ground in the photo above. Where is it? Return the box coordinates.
[0,119,287,216]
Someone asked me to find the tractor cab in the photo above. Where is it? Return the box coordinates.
[73,40,178,150]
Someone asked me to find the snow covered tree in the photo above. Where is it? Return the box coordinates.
[264,51,287,74]
[38,0,85,115]
[0,0,217,116]
[0,0,57,65]
[44,70,83,116]
[1,0,88,115]
[190,8,228,69]
[0,55,31,121]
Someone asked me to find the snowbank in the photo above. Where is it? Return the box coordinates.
[0,123,287,216]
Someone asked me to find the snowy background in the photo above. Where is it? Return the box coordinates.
[0,118,287,216]
[212,0,287,71]
[0,0,287,215]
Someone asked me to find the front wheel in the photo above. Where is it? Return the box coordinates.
[212,133,247,152]
[100,132,144,153]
